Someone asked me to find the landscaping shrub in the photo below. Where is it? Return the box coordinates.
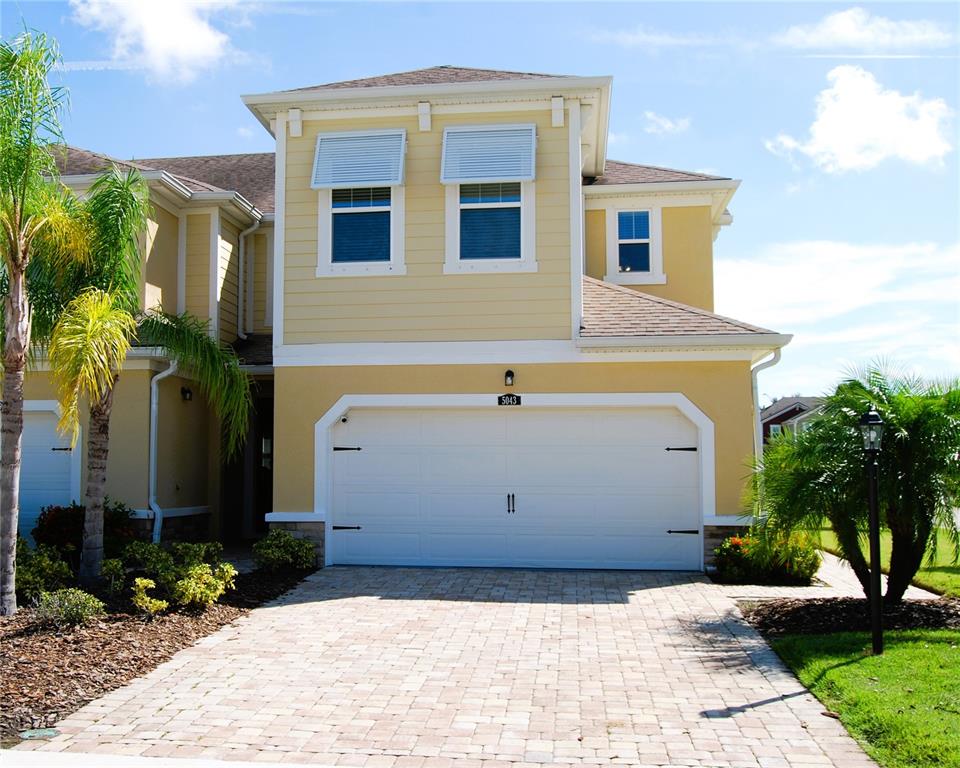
[100,558,126,597]
[253,529,317,572]
[130,578,168,616]
[121,540,236,610]
[713,530,820,586]
[15,538,73,603]
[34,588,105,627]
[32,499,138,568]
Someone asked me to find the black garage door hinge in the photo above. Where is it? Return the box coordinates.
[332,525,362,530]
[665,446,698,452]
[667,529,698,535]
[333,446,362,451]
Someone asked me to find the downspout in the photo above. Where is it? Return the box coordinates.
[236,219,261,340]
[149,359,179,543]
[751,350,781,461]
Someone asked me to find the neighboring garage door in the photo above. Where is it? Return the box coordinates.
[330,406,701,570]
[21,410,75,542]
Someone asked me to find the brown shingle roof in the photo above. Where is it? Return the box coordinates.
[585,159,730,186]
[581,276,772,338]
[136,153,275,213]
[54,146,150,176]
[232,334,273,366]
[285,65,566,93]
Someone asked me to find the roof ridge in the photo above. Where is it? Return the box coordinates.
[136,151,275,162]
[63,145,156,173]
[604,159,729,181]
[582,276,773,334]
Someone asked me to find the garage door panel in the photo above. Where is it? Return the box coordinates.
[330,406,703,570]
[20,412,74,543]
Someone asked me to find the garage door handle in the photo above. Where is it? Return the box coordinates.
[332,525,362,531]
[665,446,697,452]
[333,446,362,452]
[51,447,72,452]
[667,529,698,535]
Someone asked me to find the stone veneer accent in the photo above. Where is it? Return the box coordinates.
[268,521,325,567]
[703,524,749,568]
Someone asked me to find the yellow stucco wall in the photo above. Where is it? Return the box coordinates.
[219,218,240,344]
[143,206,179,314]
[584,205,715,311]
[185,213,211,324]
[273,361,755,520]
[282,111,571,344]
[252,231,271,333]
[23,369,153,509]
[156,374,212,509]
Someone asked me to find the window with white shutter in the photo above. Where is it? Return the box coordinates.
[441,125,537,184]
[311,130,406,189]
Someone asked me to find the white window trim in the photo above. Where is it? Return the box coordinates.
[604,205,665,285]
[316,186,406,277]
[443,181,536,274]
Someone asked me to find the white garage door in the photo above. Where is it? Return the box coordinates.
[330,406,701,570]
[21,410,75,542]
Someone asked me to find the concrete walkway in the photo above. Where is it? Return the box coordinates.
[15,563,886,768]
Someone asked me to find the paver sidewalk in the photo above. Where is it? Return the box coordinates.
[17,566,879,767]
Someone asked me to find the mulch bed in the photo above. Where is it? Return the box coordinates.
[0,568,313,743]
[740,596,960,637]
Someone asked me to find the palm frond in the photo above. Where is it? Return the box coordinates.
[137,312,252,459]
[48,288,136,445]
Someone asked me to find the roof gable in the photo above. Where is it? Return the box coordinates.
[284,65,567,93]
[585,159,730,186]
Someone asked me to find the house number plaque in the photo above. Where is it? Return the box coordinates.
[498,394,521,406]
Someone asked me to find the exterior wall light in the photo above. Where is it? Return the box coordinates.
[504,370,515,387]
[180,387,193,402]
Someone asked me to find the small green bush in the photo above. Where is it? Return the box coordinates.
[171,563,237,608]
[16,538,73,603]
[122,540,236,609]
[131,578,168,616]
[714,529,821,586]
[253,529,316,572]
[34,588,105,626]
[32,499,138,568]
[101,558,126,596]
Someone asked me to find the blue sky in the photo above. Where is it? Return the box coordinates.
[2,1,957,403]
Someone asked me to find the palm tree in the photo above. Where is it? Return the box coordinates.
[755,364,960,603]
[0,31,89,614]
[46,168,252,584]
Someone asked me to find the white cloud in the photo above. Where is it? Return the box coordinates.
[773,7,954,52]
[237,126,254,139]
[719,240,960,397]
[643,111,690,135]
[716,240,959,328]
[68,0,244,83]
[766,66,953,172]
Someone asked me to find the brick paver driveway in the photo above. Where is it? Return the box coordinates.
[21,568,875,767]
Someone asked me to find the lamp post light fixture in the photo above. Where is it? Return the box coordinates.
[859,406,885,655]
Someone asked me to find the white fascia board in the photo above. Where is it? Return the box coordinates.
[583,179,741,196]
[242,75,612,109]
[188,191,261,222]
[61,170,194,202]
[576,333,793,351]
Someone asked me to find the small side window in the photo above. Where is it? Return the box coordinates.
[617,211,651,273]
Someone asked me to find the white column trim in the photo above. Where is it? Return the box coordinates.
[567,99,584,339]
[311,392,715,569]
[265,229,274,328]
[176,212,186,315]
[272,114,287,348]
[208,207,221,339]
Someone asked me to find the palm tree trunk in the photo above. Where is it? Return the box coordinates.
[830,509,872,598]
[1,269,30,615]
[78,378,116,587]
[885,506,929,604]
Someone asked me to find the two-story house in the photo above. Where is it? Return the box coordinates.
[23,66,789,569]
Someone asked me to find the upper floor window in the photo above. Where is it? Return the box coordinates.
[442,125,537,274]
[603,205,665,285]
[312,130,406,276]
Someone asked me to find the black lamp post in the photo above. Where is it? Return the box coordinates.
[859,407,885,655]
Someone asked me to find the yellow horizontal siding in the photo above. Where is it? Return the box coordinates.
[219,219,240,344]
[143,206,178,313]
[252,231,270,333]
[282,111,571,344]
[184,213,210,324]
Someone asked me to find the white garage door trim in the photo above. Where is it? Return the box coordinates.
[22,401,83,531]
[313,392,715,568]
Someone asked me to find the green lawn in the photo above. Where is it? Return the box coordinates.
[819,529,960,597]
[772,631,960,768]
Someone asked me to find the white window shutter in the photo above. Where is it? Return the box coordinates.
[441,125,537,184]
[311,130,407,189]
